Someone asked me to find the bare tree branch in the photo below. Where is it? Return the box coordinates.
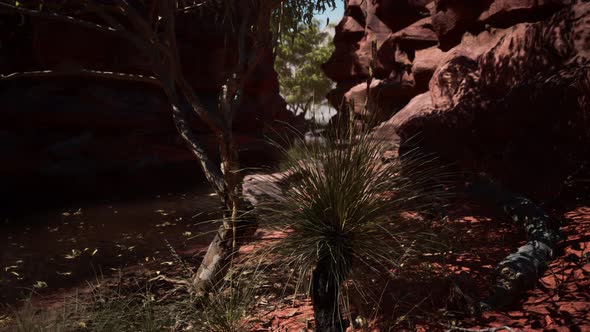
[88,3,126,31]
[146,0,227,195]
[0,1,120,35]
[169,1,225,133]
[0,69,159,85]
[443,324,514,332]
[226,0,275,119]
[168,91,227,196]
[147,0,159,23]
[177,2,207,13]
[1,0,259,296]
[0,0,227,193]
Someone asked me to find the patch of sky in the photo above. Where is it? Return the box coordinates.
[292,1,344,124]
[314,1,344,30]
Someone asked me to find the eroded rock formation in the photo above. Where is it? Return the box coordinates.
[0,6,302,200]
[325,0,589,200]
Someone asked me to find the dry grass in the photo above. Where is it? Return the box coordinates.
[242,126,454,325]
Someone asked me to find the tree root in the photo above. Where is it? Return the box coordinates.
[468,177,562,310]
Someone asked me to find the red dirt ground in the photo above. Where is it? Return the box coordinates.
[2,204,588,331]
[252,205,590,331]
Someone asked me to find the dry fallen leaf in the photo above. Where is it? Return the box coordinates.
[33,281,48,289]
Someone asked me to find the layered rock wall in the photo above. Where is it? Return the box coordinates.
[325,0,589,199]
[0,5,300,198]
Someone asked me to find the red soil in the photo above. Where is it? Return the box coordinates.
[255,206,590,331]
[3,205,588,331]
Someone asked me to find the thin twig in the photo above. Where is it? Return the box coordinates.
[0,69,159,84]
[443,324,515,332]
[0,2,119,34]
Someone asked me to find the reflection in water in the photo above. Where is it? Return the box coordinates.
[0,188,221,304]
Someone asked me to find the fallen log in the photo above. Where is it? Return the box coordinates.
[467,178,563,309]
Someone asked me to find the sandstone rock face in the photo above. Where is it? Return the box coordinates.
[0,6,301,197]
[431,0,492,50]
[327,0,590,200]
[479,0,571,27]
[324,0,441,122]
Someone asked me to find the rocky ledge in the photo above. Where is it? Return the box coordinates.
[324,0,590,200]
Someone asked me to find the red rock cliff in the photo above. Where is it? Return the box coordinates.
[324,0,589,199]
[0,5,301,199]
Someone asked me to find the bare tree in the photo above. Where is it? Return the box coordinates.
[1,0,261,293]
[0,0,337,295]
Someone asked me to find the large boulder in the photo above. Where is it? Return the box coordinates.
[0,3,302,201]
[323,0,392,83]
[429,0,571,50]
[479,0,571,27]
[324,0,441,118]
[327,0,589,200]
[430,0,492,51]
[372,1,590,199]
[374,0,432,32]
[412,46,445,90]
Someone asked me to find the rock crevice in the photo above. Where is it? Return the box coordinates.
[326,0,589,200]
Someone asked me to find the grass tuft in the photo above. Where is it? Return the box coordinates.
[2,267,262,332]
[253,127,453,323]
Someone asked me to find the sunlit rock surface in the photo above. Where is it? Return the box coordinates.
[327,0,589,200]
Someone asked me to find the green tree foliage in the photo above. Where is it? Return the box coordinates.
[273,0,337,29]
[275,20,335,116]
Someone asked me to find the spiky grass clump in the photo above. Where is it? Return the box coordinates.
[267,132,448,279]
[6,298,74,332]
[2,242,262,332]
[3,286,166,332]
[193,262,266,332]
[256,129,451,326]
[2,274,260,332]
[199,281,257,332]
[83,281,170,332]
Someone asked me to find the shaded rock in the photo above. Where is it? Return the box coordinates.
[321,16,367,83]
[376,16,439,78]
[412,46,445,90]
[333,16,365,44]
[327,0,589,200]
[431,0,491,50]
[389,16,438,50]
[326,80,365,111]
[374,0,431,32]
[479,0,570,28]
[429,55,480,110]
[323,0,589,200]
[0,3,299,195]
[325,1,442,114]
[242,172,289,207]
[343,81,375,118]
[323,0,392,83]
[373,92,434,141]
[338,77,426,124]
[394,2,590,199]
